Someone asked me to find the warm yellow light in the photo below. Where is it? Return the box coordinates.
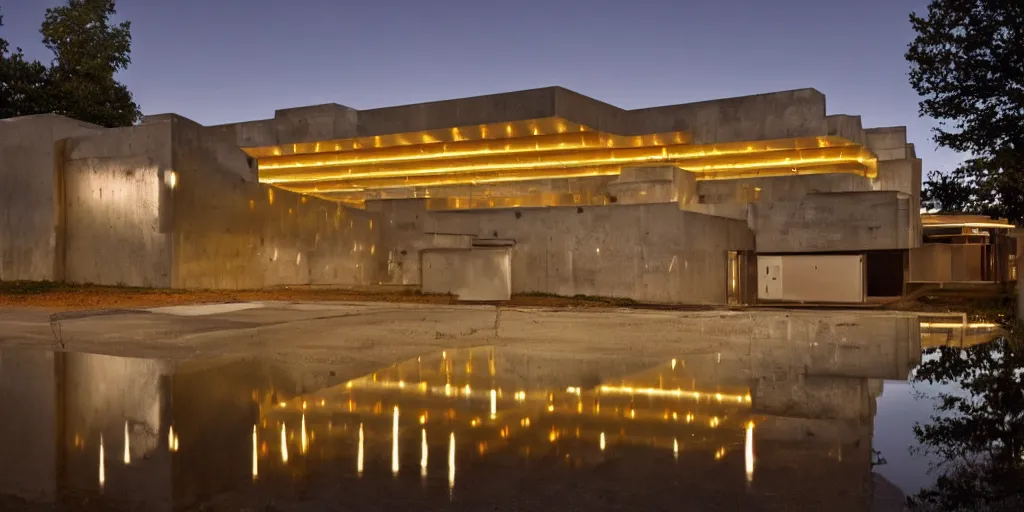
[252,425,259,480]
[280,423,289,463]
[99,435,105,489]
[920,322,1000,329]
[599,432,606,451]
[670,358,677,370]
[420,428,428,478]
[448,432,456,492]
[357,423,364,475]
[123,421,130,465]
[392,406,400,476]
[165,170,178,190]
[490,389,497,419]
[673,438,679,461]
[419,413,427,425]
[547,404,554,412]
[597,385,751,405]
[301,414,309,454]
[745,422,755,483]
[709,417,720,428]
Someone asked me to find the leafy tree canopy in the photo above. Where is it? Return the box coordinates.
[0,0,141,127]
[908,1,1024,223]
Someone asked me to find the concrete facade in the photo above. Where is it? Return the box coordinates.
[0,86,924,304]
[0,115,99,282]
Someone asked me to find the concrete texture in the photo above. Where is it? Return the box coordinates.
[214,87,837,146]
[0,306,922,511]
[168,116,380,289]
[63,121,173,287]
[51,115,383,289]
[376,200,754,304]
[751,191,913,253]
[0,115,100,282]
[0,348,59,502]
[421,248,512,301]
[909,244,985,282]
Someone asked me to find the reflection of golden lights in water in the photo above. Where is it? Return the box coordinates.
[673,438,679,461]
[490,389,497,419]
[252,425,259,480]
[598,385,750,404]
[99,435,105,489]
[301,414,308,454]
[280,423,289,463]
[123,421,130,464]
[715,447,726,460]
[420,428,428,478]
[357,423,364,475]
[745,422,755,483]
[599,432,606,451]
[448,432,456,492]
[168,425,176,452]
[392,406,400,476]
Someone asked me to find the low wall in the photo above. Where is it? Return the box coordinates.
[377,200,754,304]
[421,248,512,301]
[909,243,985,282]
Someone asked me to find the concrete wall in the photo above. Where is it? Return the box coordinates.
[216,87,845,146]
[0,115,99,281]
[758,254,865,303]
[376,200,754,304]
[203,103,357,148]
[168,117,380,289]
[421,248,512,301]
[63,122,174,287]
[751,191,913,253]
[56,115,382,289]
[697,173,874,205]
[628,88,828,144]
[909,244,985,282]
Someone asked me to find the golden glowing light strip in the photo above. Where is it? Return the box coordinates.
[280,166,624,193]
[920,322,1000,329]
[257,132,661,169]
[923,222,1016,229]
[598,385,752,404]
[245,118,696,159]
[279,162,870,202]
[259,144,873,184]
[244,117,602,158]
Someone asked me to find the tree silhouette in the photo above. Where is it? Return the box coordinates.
[908,332,1024,510]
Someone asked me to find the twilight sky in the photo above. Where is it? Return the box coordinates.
[2,0,959,172]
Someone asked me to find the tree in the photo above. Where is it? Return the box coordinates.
[908,1,1024,223]
[0,0,141,127]
[908,333,1024,510]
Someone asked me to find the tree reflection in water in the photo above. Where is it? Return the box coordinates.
[908,329,1024,511]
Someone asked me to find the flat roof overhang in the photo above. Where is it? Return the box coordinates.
[243,117,878,208]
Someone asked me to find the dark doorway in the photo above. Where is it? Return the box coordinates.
[866,250,905,297]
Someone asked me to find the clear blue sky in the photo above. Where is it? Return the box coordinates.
[1,0,960,172]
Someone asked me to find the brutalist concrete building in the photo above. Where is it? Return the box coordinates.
[0,87,924,304]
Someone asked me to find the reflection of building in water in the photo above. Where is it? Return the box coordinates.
[0,313,932,510]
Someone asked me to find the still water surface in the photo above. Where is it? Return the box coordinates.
[0,315,1016,511]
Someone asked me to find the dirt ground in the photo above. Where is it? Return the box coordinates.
[0,281,663,312]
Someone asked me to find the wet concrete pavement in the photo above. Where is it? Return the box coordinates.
[0,303,1005,510]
